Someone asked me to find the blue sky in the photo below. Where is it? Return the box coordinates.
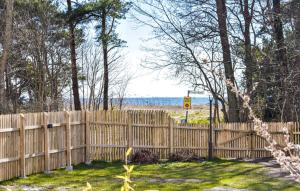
[116,17,190,97]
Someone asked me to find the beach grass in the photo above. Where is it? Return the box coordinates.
[168,110,210,124]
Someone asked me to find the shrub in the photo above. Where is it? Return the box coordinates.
[169,150,204,162]
[130,149,159,164]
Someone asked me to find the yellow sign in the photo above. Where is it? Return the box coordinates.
[183,96,191,109]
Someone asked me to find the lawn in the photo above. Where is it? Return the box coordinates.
[1,159,299,191]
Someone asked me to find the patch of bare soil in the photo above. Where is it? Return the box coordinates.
[133,177,204,183]
[0,185,45,191]
[203,187,250,191]
[0,185,72,191]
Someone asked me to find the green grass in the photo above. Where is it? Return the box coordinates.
[1,159,299,191]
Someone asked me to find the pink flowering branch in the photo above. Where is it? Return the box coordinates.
[227,81,300,179]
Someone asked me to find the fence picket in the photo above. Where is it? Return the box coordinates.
[65,111,72,170]
[43,113,50,174]
[19,114,25,178]
[85,111,91,164]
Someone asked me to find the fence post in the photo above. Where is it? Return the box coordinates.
[288,122,294,143]
[169,117,174,156]
[208,97,213,160]
[20,114,26,178]
[127,112,133,150]
[250,123,254,159]
[43,112,50,174]
[65,111,73,170]
[85,110,91,165]
[295,122,299,145]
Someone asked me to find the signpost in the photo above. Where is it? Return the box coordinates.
[184,96,191,123]
[183,96,191,109]
[183,90,203,123]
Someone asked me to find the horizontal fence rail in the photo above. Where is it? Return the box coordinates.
[0,110,298,181]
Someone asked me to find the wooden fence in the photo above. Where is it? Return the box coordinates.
[0,110,299,181]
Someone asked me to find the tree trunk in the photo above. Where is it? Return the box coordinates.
[102,9,109,111]
[295,1,300,69]
[272,0,290,121]
[215,0,240,122]
[67,0,81,111]
[5,66,12,113]
[292,0,300,121]
[243,0,254,93]
[220,99,229,122]
[0,0,14,113]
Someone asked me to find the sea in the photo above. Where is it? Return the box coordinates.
[115,97,210,106]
